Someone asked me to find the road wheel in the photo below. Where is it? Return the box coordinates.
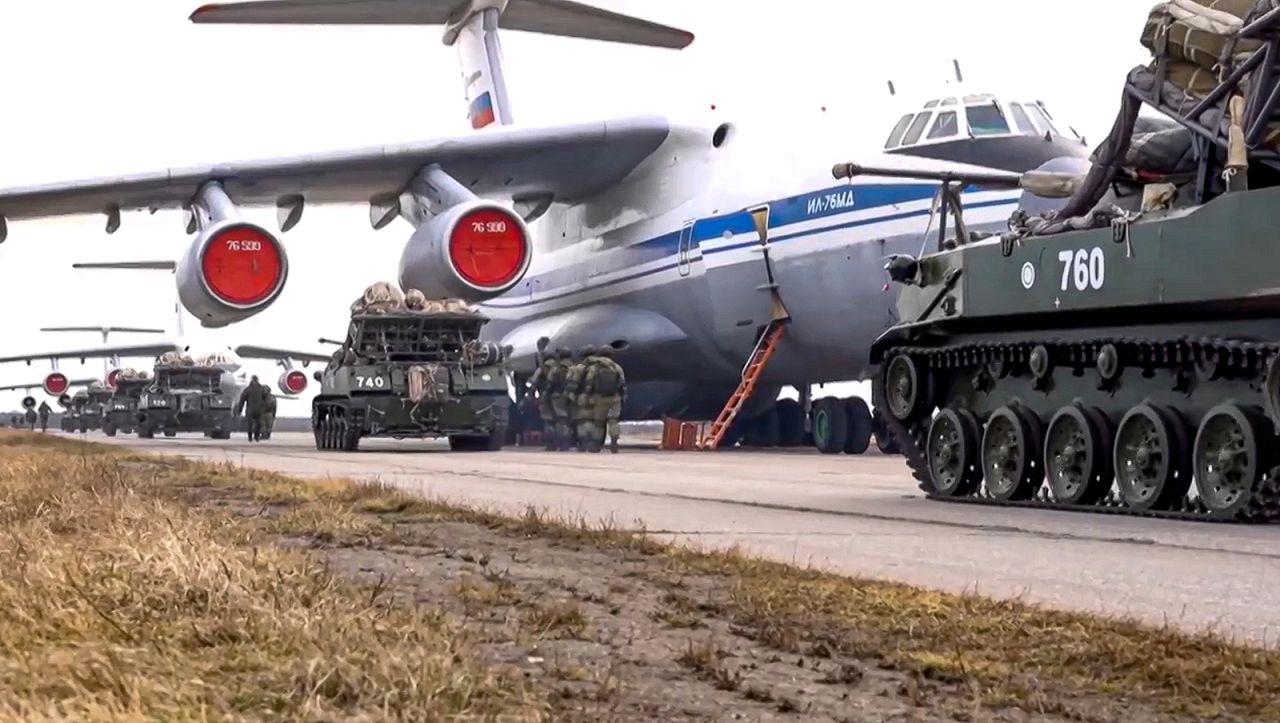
[843,397,873,455]
[811,397,848,454]
[1114,404,1191,511]
[1193,403,1271,518]
[981,405,1044,501]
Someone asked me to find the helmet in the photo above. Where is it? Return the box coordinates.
[596,346,614,358]
[578,345,597,358]
[554,347,571,359]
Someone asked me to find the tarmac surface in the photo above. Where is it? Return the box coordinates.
[77,429,1280,646]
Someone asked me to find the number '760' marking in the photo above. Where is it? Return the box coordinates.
[1058,247,1105,291]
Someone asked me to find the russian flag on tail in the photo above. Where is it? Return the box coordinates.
[469,91,496,129]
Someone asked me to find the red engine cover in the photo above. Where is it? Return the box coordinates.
[278,370,308,395]
[105,368,122,389]
[43,372,69,396]
[448,206,529,289]
[201,224,285,306]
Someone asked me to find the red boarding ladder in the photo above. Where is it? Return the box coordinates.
[697,317,787,450]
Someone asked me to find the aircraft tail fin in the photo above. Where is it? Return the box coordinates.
[72,261,185,339]
[190,0,692,130]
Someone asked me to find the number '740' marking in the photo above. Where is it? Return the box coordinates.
[1057,247,1105,292]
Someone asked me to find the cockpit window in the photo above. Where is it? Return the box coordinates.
[924,99,939,109]
[1009,103,1037,134]
[901,112,933,145]
[884,113,914,148]
[1026,103,1060,135]
[966,103,1010,136]
[940,97,956,106]
[926,111,958,139]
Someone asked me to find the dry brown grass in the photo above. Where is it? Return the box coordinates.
[0,432,547,721]
[8,431,1280,721]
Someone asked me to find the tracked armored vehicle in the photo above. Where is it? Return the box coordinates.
[102,376,148,437]
[311,284,510,451]
[864,1,1280,522]
[135,365,236,439]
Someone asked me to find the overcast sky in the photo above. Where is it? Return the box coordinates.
[0,0,1155,413]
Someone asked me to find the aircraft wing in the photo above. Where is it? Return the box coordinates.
[235,345,332,364]
[0,117,673,231]
[0,343,181,365]
[0,378,97,392]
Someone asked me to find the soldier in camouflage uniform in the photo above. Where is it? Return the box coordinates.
[582,346,627,453]
[261,388,277,439]
[236,376,268,442]
[565,346,595,452]
[528,347,572,450]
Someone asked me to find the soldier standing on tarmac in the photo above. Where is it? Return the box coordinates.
[236,376,268,442]
[583,346,627,453]
[261,388,277,440]
[566,346,596,452]
[37,401,52,433]
[529,347,572,450]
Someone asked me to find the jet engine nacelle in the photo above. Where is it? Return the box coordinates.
[176,219,289,328]
[278,369,308,396]
[57,393,72,408]
[21,396,36,410]
[43,372,69,397]
[399,200,532,302]
[105,368,122,389]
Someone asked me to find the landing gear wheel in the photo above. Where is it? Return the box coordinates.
[163,430,177,438]
[883,355,926,422]
[743,405,780,448]
[925,408,981,497]
[775,399,805,447]
[1044,405,1113,505]
[811,398,848,454]
[873,411,900,455]
[1114,404,1190,511]
[843,397,873,455]
[981,405,1044,501]
[103,424,117,438]
[1194,404,1271,518]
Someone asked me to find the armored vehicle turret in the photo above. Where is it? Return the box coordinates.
[311,283,510,451]
[866,1,1280,522]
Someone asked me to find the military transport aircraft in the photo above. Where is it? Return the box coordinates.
[0,0,1091,452]
[0,288,332,402]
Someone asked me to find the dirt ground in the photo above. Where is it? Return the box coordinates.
[190,482,1221,723]
[6,432,1275,722]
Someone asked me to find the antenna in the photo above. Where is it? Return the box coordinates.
[887,79,896,97]
[952,58,964,84]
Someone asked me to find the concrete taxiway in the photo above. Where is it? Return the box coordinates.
[80,431,1280,646]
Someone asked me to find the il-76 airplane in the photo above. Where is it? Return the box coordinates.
[0,312,332,402]
[0,0,1089,452]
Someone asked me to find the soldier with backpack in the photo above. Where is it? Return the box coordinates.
[565,346,595,452]
[582,346,627,453]
[529,347,572,450]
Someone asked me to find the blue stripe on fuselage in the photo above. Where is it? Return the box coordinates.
[485,182,1000,309]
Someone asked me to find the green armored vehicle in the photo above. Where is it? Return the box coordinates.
[312,287,510,451]
[136,365,236,439]
[102,376,149,437]
[58,392,84,433]
[864,1,1280,522]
